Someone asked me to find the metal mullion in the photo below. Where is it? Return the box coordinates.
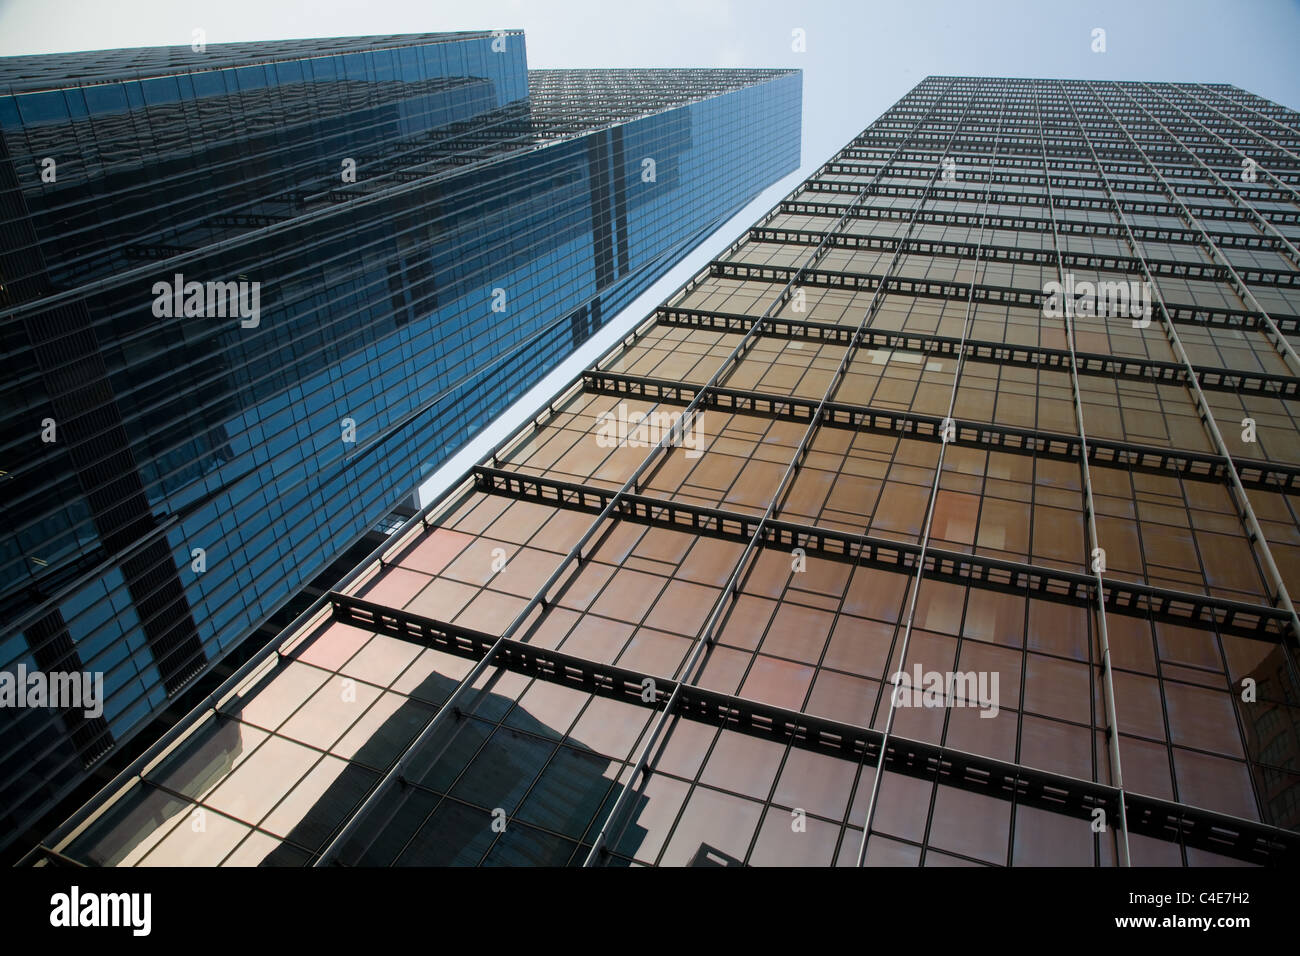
[936,83,1022,869]
[708,306,919,822]
[918,98,1012,866]
[856,78,1009,867]
[741,441,916,868]
[1141,471,1193,866]
[1072,85,1300,648]
[1033,83,1132,866]
[1154,458,1274,863]
[470,701,642,868]
[1100,83,1300,376]
[582,87,983,866]
[312,78,969,868]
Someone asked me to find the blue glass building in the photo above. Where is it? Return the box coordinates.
[0,31,801,851]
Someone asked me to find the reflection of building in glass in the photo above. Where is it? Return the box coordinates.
[47,633,648,866]
[1239,642,1300,832]
[33,75,1300,868]
[0,32,800,855]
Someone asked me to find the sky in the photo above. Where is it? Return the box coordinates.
[2,0,1297,506]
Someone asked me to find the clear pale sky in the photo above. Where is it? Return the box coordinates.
[3,0,1297,505]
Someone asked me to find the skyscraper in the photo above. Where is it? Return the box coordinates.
[0,32,801,854]
[31,75,1300,868]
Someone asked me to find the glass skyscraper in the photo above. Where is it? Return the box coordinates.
[28,74,1300,868]
[0,32,801,854]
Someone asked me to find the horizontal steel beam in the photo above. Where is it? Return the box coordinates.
[654,305,1300,399]
[820,156,1300,202]
[780,199,1291,254]
[749,225,1300,289]
[840,143,1300,182]
[471,465,1294,640]
[709,259,1300,334]
[802,176,1300,228]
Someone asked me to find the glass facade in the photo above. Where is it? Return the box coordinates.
[0,33,801,853]
[32,75,1300,868]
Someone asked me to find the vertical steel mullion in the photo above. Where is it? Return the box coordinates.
[583,82,981,867]
[1034,81,1132,866]
[1078,84,1300,648]
[854,78,1010,867]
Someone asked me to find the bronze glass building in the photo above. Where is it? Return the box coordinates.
[35,75,1300,867]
